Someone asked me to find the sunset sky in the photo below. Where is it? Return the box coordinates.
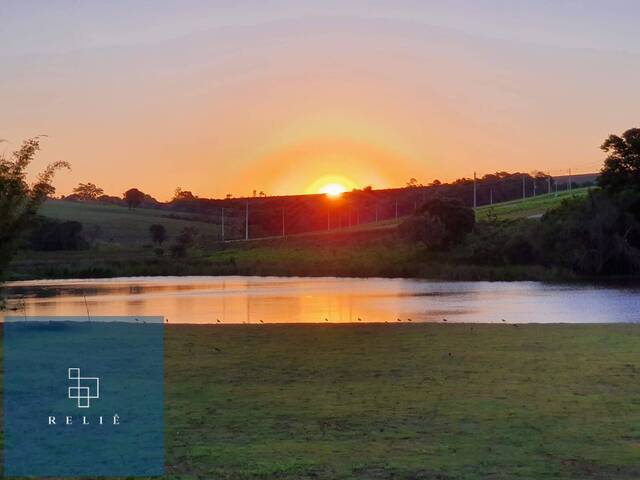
[3,1,640,200]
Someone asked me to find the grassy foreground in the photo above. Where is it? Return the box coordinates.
[2,323,639,479]
[162,324,640,479]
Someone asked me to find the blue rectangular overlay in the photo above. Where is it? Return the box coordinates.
[4,316,164,477]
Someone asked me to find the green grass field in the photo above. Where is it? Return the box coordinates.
[40,200,221,246]
[166,324,640,479]
[3,324,636,479]
[92,324,640,479]
[475,187,591,221]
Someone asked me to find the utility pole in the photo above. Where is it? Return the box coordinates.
[221,207,225,241]
[327,203,330,231]
[533,179,537,197]
[245,200,249,241]
[473,171,477,209]
[568,168,572,193]
[522,174,526,201]
[282,207,285,237]
[547,175,551,195]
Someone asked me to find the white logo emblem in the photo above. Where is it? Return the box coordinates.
[68,368,100,408]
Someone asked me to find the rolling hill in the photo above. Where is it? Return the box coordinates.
[40,200,221,246]
[38,187,593,248]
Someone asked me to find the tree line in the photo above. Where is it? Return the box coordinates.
[59,171,592,241]
[398,128,640,276]
[1,128,636,281]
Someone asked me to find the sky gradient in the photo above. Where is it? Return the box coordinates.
[2,1,640,200]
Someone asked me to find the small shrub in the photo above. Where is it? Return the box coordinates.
[169,244,186,258]
[177,226,199,247]
[149,224,167,245]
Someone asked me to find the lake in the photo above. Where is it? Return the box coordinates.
[2,276,639,324]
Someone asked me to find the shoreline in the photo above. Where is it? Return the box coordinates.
[6,264,640,284]
[4,270,640,285]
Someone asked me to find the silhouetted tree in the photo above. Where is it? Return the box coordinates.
[72,182,103,200]
[149,224,167,245]
[0,138,69,279]
[598,128,640,193]
[173,188,196,201]
[418,197,475,247]
[399,197,474,250]
[398,213,446,248]
[123,188,145,210]
[538,191,640,274]
[29,218,87,251]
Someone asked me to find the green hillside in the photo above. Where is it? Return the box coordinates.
[332,187,593,232]
[40,200,221,246]
[39,188,593,248]
[475,187,592,221]
[13,190,598,281]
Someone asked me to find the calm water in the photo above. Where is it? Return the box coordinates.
[2,276,640,324]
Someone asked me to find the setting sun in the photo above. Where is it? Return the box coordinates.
[320,183,347,197]
[305,175,358,197]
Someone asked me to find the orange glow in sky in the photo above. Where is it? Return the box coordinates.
[2,7,624,200]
